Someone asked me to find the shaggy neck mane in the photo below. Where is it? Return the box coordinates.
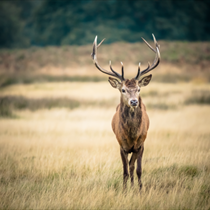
[120,96,142,119]
[119,96,142,140]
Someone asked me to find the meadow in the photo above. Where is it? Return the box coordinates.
[0,41,210,209]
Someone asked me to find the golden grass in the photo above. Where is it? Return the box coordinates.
[0,81,210,209]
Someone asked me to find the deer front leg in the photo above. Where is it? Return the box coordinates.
[120,148,129,190]
[129,153,138,187]
[136,146,144,191]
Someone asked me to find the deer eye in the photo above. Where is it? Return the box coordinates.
[122,89,125,93]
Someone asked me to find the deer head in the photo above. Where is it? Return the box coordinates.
[91,34,160,108]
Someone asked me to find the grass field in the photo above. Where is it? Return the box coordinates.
[0,77,210,209]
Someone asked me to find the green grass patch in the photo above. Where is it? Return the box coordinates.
[0,96,81,118]
[200,184,210,201]
[0,95,116,118]
[151,165,199,178]
[0,71,208,88]
[0,73,106,88]
[178,165,199,178]
[0,104,16,118]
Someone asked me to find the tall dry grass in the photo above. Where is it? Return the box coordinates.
[0,80,210,209]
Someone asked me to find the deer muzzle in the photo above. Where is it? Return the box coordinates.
[130,99,138,107]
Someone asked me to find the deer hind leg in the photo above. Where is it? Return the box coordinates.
[120,148,129,190]
[129,153,138,187]
[136,146,144,191]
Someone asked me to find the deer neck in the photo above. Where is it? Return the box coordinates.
[119,96,142,130]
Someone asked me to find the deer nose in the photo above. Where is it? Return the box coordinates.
[130,99,138,107]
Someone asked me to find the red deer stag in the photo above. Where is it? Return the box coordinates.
[91,34,160,191]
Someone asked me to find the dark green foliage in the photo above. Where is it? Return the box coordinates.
[28,0,210,45]
[0,1,37,48]
[0,2,23,48]
[1,0,210,48]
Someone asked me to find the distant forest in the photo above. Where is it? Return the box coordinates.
[1,0,210,48]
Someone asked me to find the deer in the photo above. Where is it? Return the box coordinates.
[91,34,160,191]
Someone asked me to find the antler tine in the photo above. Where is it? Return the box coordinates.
[91,36,124,81]
[121,62,124,81]
[135,63,141,80]
[97,38,105,48]
[135,34,160,80]
[109,61,123,78]
[141,37,156,53]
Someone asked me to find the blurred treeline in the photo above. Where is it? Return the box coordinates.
[1,0,210,48]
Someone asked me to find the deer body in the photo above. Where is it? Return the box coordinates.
[112,95,149,153]
[109,78,151,189]
[91,34,160,191]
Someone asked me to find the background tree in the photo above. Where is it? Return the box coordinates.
[0,0,210,48]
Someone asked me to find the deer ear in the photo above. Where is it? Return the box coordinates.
[138,74,152,87]
[108,77,121,89]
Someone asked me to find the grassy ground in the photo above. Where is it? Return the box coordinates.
[0,79,210,209]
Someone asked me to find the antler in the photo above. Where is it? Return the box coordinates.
[91,36,125,81]
[135,34,160,80]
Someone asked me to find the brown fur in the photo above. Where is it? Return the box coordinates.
[124,78,137,88]
[112,94,149,153]
[111,78,150,191]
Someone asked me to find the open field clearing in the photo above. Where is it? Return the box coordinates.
[0,40,210,89]
[1,41,210,72]
[0,80,210,209]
